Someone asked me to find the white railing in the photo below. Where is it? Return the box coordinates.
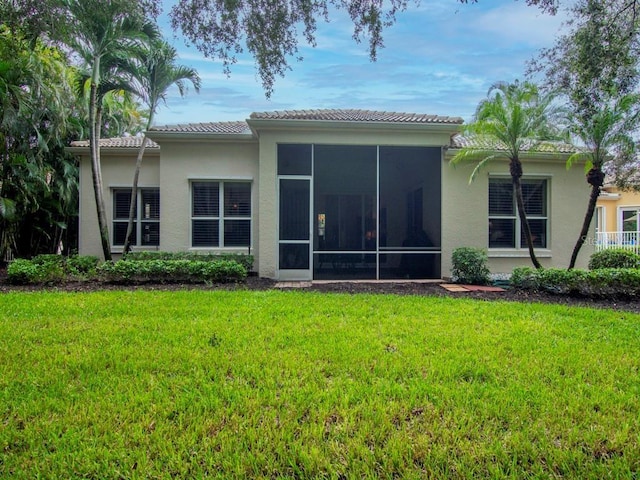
[596,231,640,253]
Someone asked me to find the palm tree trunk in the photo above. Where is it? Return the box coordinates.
[88,70,112,261]
[123,112,154,255]
[568,168,605,269]
[511,159,542,269]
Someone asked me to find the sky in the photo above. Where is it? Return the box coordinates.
[153,0,568,126]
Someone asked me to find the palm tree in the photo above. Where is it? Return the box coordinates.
[450,81,565,269]
[122,39,200,254]
[64,0,155,260]
[565,93,640,269]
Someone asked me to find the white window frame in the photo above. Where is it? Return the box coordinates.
[595,205,606,233]
[619,206,640,232]
[111,187,160,249]
[190,180,252,249]
[488,176,550,250]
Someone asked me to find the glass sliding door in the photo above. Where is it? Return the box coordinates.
[313,145,377,280]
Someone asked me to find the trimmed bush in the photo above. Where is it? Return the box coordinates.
[588,248,640,270]
[451,247,490,285]
[8,257,64,284]
[97,259,247,284]
[124,251,254,271]
[7,259,43,284]
[67,255,100,276]
[511,266,640,298]
[7,255,100,284]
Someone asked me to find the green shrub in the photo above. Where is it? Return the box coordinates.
[67,255,100,276]
[588,248,640,270]
[7,259,41,284]
[510,267,640,298]
[7,257,64,284]
[124,251,254,271]
[451,247,490,285]
[97,259,247,284]
[7,255,100,284]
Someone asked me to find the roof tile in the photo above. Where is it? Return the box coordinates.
[450,134,578,154]
[250,108,463,124]
[69,136,159,149]
[149,121,251,134]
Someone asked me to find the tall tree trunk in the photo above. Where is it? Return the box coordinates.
[123,112,154,255]
[511,158,542,269]
[88,65,112,261]
[568,168,605,269]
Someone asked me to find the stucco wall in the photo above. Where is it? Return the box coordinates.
[441,154,594,276]
[79,152,160,259]
[157,140,259,262]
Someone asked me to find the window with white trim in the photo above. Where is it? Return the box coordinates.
[191,181,251,247]
[112,188,160,246]
[488,178,548,248]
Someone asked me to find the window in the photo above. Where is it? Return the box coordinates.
[488,178,547,248]
[191,181,251,248]
[112,188,159,246]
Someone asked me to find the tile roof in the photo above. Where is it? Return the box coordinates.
[149,121,252,134]
[250,109,464,124]
[70,136,159,149]
[450,134,578,154]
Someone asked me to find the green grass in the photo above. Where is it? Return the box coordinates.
[1,291,639,479]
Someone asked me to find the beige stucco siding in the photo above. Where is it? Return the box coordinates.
[79,152,160,259]
[442,154,594,276]
[157,140,259,262]
[255,127,454,278]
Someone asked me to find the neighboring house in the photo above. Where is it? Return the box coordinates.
[596,184,640,252]
[68,109,593,280]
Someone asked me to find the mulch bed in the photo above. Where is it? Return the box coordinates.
[1,274,639,314]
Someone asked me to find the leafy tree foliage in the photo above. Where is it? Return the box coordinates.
[450,81,565,269]
[0,26,79,259]
[171,0,561,97]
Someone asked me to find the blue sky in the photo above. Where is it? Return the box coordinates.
[154,0,567,126]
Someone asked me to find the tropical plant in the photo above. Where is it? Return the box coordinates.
[0,26,79,260]
[533,0,640,269]
[64,0,156,261]
[564,94,640,268]
[450,80,565,269]
[122,38,200,254]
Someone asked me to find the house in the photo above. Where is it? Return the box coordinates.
[595,184,640,252]
[68,109,593,280]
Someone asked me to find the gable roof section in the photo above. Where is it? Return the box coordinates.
[69,136,159,149]
[450,134,578,154]
[149,121,252,135]
[250,109,464,124]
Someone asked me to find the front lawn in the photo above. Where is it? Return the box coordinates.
[1,291,639,478]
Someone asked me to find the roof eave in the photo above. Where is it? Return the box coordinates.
[65,146,161,155]
[146,131,256,143]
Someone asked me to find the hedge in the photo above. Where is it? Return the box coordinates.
[97,259,247,284]
[124,251,254,271]
[7,255,99,284]
[588,248,640,270]
[511,266,640,298]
